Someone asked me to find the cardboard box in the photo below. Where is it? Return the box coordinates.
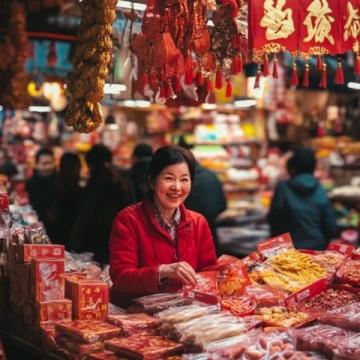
[35,299,72,324]
[71,280,109,320]
[18,244,64,262]
[31,258,65,301]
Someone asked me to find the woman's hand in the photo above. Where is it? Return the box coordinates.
[159,261,197,286]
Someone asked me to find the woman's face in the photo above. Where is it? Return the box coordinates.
[152,162,191,213]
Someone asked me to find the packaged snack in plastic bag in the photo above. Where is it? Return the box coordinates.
[336,259,360,286]
[107,313,159,335]
[318,302,360,331]
[311,251,346,281]
[298,286,359,315]
[25,222,50,244]
[294,324,349,354]
[245,283,286,307]
[184,271,219,304]
[218,262,250,298]
[221,295,256,317]
[333,333,360,360]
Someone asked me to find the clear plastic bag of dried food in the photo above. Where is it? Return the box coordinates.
[238,329,296,359]
[333,333,360,360]
[156,303,219,324]
[293,324,350,353]
[319,302,360,331]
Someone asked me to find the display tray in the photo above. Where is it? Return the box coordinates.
[0,330,63,360]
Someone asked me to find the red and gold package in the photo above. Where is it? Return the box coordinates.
[218,262,251,298]
[31,258,65,301]
[55,335,104,355]
[107,313,159,335]
[87,350,121,360]
[104,334,183,359]
[18,244,64,262]
[221,296,256,317]
[257,233,294,259]
[65,272,87,299]
[183,271,219,304]
[245,283,286,307]
[71,280,109,320]
[55,320,121,344]
[35,299,72,324]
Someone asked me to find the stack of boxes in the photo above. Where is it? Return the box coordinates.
[7,243,71,344]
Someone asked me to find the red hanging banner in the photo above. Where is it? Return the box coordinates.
[299,0,342,56]
[248,0,300,61]
[339,0,360,53]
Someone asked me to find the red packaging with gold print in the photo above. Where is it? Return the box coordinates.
[36,299,72,324]
[31,258,65,301]
[72,280,109,320]
[18,244,64,262]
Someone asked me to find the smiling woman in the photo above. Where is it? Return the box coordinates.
[109,145,217,307]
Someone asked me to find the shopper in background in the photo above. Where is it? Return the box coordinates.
[109,145,217,307]
[0,147,18,179]
[178,136,227,254]
[268,147,336,250]
[26,148,57,238]
[71,144,134,264]
[128,143,153,202]
[49,152,83,249]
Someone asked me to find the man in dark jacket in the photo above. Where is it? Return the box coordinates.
[26,148,57,238]
[268,147,336,250]
[128,143,153,202]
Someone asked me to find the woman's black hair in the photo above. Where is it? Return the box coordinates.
[147,145,196,191]
[287,147,316,176]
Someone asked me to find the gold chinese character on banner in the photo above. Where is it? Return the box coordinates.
[303,0,335,44]
[260,0,295,40]
[344,2,360,41]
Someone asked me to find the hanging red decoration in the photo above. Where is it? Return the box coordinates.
[236,54,243,74]
[215,69,223,89]
[319,63,327,88]
[173,75,182,94]
[355,54,360,75]
[263,54,270,77]
[272,57,279,79]
[159,84,166,98]
[207,77,213,93]
[225,78,233,97]
[231,57,238,75]
[291,62,299,86]
[254,67,261,89]
[316,55,323,71]
[196,71,204,86]
[334,60,344,85]
[184,56,194,85]
[302,62,309,88]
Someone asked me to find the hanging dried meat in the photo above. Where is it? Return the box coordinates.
[64,0,116,133]
[0,1,30,109]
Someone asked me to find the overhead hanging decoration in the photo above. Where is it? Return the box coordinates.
[248,0,360,87]
[64,0,117,133]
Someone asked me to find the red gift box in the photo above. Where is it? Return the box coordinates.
[71,280,109,320]
[36,299,72,324]
[105,334,183,359]
[55,320,121,344]
[55,335,104,355]
[31,258,65,301]
[18,244,64,262]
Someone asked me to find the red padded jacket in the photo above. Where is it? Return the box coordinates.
[109,198,217,307]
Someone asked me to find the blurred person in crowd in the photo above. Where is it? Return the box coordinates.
[177,136,227,254]
[0,147,18,179]
[71,144,134,264]
[49,152,83,249]
[268,147,336,250]
[109,146,216,307]
[128,143,153,202]
[26,148,57,237]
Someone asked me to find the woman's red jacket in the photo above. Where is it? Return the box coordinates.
[109,198,217,307]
